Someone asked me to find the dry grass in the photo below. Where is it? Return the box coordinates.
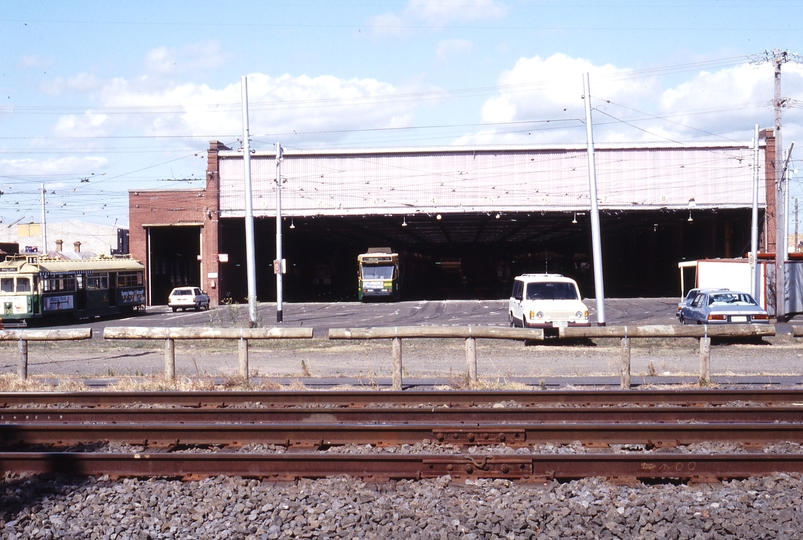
[0,373,310,393]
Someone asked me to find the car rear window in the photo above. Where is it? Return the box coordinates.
[708,293,755,306]
[526,282,578,300]
[173,289,191,296]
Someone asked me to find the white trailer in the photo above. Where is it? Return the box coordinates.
[678,257,803,317]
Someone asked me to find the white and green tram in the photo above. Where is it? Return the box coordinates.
[0,254,145,326]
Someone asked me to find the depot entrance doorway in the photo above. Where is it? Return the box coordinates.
[146,225,202,305]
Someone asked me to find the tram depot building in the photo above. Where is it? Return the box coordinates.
[129,130,780,308]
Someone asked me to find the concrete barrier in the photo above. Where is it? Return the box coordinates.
[329,324,775,390]
[0,329,93,380]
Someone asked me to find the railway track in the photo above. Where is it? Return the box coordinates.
[3,388,803,408]
[4,452,803,482]
[2,389,803,482]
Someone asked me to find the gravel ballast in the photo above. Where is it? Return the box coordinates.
[3,472,803,539]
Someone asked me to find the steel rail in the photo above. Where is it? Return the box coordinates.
[2,451,803,481]
[3,388,803,408]
[3,406,803,424]
[3,422,803,447]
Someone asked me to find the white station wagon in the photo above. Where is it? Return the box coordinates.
[508,274,589,333]
[168,286,210,312]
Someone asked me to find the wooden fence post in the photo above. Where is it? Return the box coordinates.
[165,337,176,380]
[392,336,402,390]
[699,335,711,384]
[466,336,477,384]
[17,338,27,380]
[620,336,631,389]
[239,337,249,380]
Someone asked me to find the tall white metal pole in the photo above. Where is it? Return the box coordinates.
[583,73,606,325]
[241,76,258,326]
[275,142,284,323]
[40,183,47,254]
[784,148,790,261]
[751,125,759,298]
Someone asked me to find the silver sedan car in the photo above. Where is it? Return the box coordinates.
[679,290,769,325]
[676,287,728,319]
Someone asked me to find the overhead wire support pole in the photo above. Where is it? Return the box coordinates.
[241,76,258,327]
[40,183,47,254]
[750,49,803,321]
[775,54,786,321]
[583,73,606,326]
[783,143,795,262]
[275,142,284,323]
[751,125,759,299]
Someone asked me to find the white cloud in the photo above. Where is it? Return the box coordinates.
[47,67,427,145]
[19,55,53,69]
[436,39,473,61]
[53,111,111,137]
[461,53,803,145]
[655,63,782,137]
[368,0,507,36]
[481,53,654,124]
[41,73,104,96]
[1,156,108,176]
[367,13,412,38]
[144,41,228,77]
[406,0,507,26]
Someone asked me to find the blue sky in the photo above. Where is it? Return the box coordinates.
[2,0,803,229]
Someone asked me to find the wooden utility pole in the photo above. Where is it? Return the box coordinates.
[750,49,803,320]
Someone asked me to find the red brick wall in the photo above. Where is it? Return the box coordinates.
[760,128,776,253]
[128,139,228,306]
[203,141,226,306]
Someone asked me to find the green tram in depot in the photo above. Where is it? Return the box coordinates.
[0,254,146,326]
[357,247,401,301]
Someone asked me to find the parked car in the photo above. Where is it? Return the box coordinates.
[508,273,589,334]
[679,290,769,325]
[676,287,728,318]
[168,287,210,312]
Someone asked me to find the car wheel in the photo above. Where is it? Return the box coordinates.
[171,307,177,312]
[679,314,685,325]
[509,312,515,327]
[195,303,201,311]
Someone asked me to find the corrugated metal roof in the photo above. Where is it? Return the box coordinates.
[218,143,763,217]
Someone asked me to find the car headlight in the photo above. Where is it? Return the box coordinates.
[535,311,544,319]
[575,311,585,319]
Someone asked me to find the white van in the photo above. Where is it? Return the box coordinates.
[508,274,589,331]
